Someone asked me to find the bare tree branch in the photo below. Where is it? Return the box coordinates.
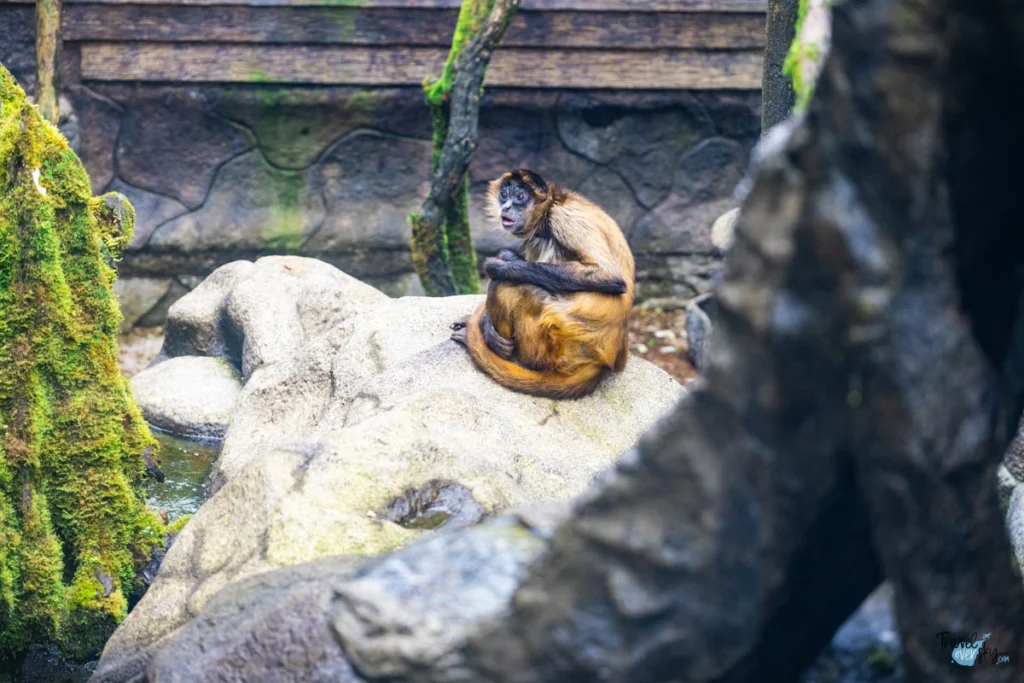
[34,0,62,124]
[409,0,520,297]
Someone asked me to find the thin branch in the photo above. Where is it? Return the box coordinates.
[409,0,519,297]
[35,0,62,125]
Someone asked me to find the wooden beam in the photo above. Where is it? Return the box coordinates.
[8,0,766,12]
[79,43,763,89]
[62,6,766,49]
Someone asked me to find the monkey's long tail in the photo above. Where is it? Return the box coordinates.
[463,305,606,400]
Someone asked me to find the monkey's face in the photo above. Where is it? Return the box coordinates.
[496,180,533,237]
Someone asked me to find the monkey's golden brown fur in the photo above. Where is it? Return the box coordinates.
[451,169,635,399]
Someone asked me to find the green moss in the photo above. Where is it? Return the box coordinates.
[246,67,275,85]
[327,6,358,41]
[166,514,192,536]
[867,648,897,674]
[783,0,824,113]
[0,63,166,661]
[257,164,307,253]
[445,175,480,295]
[423,0,496,107]
[408,211,451,298]
[349,90,385,113]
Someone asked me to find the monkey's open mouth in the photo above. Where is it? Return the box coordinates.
[501,215,516,229]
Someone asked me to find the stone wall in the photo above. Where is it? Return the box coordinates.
[3,8,760,329]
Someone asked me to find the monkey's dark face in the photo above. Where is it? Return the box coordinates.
[496,180,533,236]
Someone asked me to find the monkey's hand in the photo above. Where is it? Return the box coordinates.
[496,249,524,263]
[483,257,510,281]
[481,311,515,360]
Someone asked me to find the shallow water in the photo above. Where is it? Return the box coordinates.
[144,431,220,522]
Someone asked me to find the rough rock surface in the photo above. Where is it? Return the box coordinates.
[710,206,740,254]
[95,255,684,679]
[129,357,243,441]
[1000,420,1024,577]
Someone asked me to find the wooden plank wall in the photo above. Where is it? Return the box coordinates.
[5,0,766,90]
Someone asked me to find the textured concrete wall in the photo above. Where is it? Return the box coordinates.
[3,10,760,328]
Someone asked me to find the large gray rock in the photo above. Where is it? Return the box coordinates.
[1002,419,1024,576]
[1007,487,1024,578]
[130,356,243,441]
[96,256,684,679]
[711,206,740,254]
[94,512,558,683]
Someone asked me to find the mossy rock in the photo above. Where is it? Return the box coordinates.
[0,63,166,661]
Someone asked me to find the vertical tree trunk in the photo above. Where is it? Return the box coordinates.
[761,0,798,133]
[35,0,61,125]
[763,0,832,130]
[783,0,831,113]
[409,0,518,297]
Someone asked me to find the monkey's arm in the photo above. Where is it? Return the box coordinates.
[496,249,524,262]
[484,258,627,295]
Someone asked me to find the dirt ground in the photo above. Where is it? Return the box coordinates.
[118,306,700,386]
[627,305,700,386]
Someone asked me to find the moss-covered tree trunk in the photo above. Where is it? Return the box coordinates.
[0,64,165,662]
[409,0,519,296]
[762,0,832,131]
[783,0,831,114]
[35,0,62,124]
[761,0,799,133]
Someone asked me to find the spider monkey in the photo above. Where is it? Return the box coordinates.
[451,169,635,399]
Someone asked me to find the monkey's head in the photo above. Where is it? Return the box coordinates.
[488,169,550,238]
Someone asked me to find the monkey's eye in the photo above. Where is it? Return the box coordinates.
[514,189,527,203]
[499,187,509,201]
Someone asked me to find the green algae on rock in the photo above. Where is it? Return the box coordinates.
[0,64,166,661]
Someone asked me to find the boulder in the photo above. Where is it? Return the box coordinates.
[711,206,740,254]
[95,255,685,679]
[1007,487,1024,578]
[129,357,243,441]
[684,294,714,372]
[1002,421,1024,576]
